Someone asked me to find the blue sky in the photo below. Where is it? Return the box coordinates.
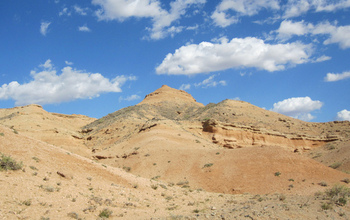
[0,0,349,122]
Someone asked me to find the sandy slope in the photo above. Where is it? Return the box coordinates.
[1,125,350,219]
[1,85,350,219]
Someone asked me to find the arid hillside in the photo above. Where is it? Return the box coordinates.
[1,85,350,219]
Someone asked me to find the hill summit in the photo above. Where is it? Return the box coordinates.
[137,85,204,106]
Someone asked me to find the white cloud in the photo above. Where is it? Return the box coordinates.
[315,0,350,12]
[40,21,51,36]
[156,37,312,75]
[59,7,71,16]
[336,109,350,121]
[276,20,314,40]
[65,61,74,65]
[275,20,350,49]
[78,24,91,32]
[0,59,136,106]
[312,55,331,63]
[321,25,350,49]
[74,5,89,16]
[283,0,311,18]
[324,71,350,82]
[271,96,323,121]
[211,0,280,27]
[283,0,350,18]
[179,84,191,90]
[211,10,238,27]
[194,75,227,88]
[92,0,206,40]
[118,94,141,102]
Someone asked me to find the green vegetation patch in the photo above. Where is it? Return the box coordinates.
[0,153,23,171]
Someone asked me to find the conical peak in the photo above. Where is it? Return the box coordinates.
[137,85,203,106]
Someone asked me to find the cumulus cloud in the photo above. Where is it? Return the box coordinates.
[276,20,314,40]
[92,0,205,39]
[283,0,311,18]
[211,10,239,27]
[271,96,323,121]
[275,20,350,49]
[0,59,136,106]
[318,23,350,49]
[156,37,312,75]
[78,24,91,32]
[40,21,51,36]
[324,71,350,82]
[211,0,280,27]
[194,75,227,88]
[336,109,350,121]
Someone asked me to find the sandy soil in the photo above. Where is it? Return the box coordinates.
[1,85,350,219]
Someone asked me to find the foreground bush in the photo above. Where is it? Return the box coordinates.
[0,153,23,171]
[325,185,350,206]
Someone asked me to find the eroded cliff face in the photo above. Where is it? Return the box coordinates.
[202,119,339,152]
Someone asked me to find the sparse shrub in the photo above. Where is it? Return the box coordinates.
[151,185,158,190]
[329,162,342,169]
[274,172,281,177]
[40,185,55,192]
[151,175,160,180]
[176,180,189,186]
[0,133,4,136]
[319,181,328,187]
[22,199,31,206]
[165,196,173,200]
[32,157,40,162]
[312,153,322,159]
[326,144,336,150]
[99,208,112,218]
[29,166,38,170]
[203,163,213,168]
[321,202,332,210]
[160,184,167,189]
[67,212,79,219]
[0,153,23,171]
[122,166,131,172]
[325,185,350,206]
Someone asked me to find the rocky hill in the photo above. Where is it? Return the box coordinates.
[1,85,350,219]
